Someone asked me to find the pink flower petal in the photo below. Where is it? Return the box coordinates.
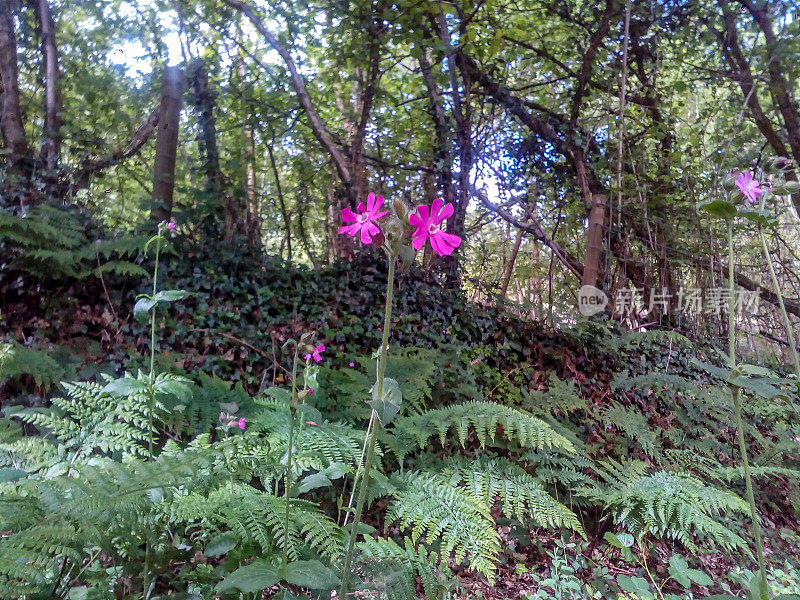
[430,197,444,220]
[434,202,454,224]
[413,204,430,224]
[360,224,374,245]
[357,201,367,212]
[340,207,358,222]
[366,192,377,212]
[429,232,446,256]
[315,344,325,353]
[411,233,427,250]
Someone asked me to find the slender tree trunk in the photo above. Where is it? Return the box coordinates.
[582,193,606,288]
[267,144,291,262]
[187,59,222,194]
[33,0,60,171]
[151,65,183,223]
[0,1,29,172]
[237,23,259,244]
[501,229,524,297]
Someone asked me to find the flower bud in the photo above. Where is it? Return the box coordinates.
[722,172,737,192]
[393,199,409,221]
[772,157,794,172]
[785,181,800,194]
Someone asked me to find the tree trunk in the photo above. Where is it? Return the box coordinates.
[0,0,29,173]
[33,0,60,171]
[151,65,183,223]
[237,39,259,244]
[582,193,606,288]
[501,229,524,297]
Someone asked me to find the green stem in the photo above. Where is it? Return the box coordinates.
[727,220,769,599]
[283,347,298,567]
[342,412,375,527]
[147,235,161,459]
[339,256,396,598]
[757,224,800,384]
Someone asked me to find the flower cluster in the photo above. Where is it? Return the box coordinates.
[219,412,246,430]
[158,219,177,236]
[338,192,462,257]
[304,344,325,362]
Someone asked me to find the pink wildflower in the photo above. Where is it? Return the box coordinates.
[310,344,325,362]
[338,192,389,244]
[305,353,312,361]
[349,362,355,367]
[238,417,246,430]
[167,221,176,231]
[308,388,314,395]
[409,198,462,256]
[735,171,764,204]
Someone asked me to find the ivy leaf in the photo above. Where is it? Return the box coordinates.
[367,377,403,425]
[279,560,340,590]
[215,560,280,593]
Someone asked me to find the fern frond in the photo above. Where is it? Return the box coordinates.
[388,471,501,580]
[391,401,573,461]
[441,457,584,536]
[357,536,455,600]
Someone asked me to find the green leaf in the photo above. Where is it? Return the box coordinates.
[153,289,191,302]
[697,199,737,220]
[155,379,192,402]
[279,560,340,590]
[616,574,654,599]
[687,568,713,586]
[215,560,280,593]
[297,472,333,493]
[668,554,691,587]
[0,468,27,483]
[133,297,157,323]
[204,532,238,557]
[102,376,147,396]
[737,207,779,227]
[367,377,403,425]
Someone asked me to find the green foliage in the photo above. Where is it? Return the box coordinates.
[357,536,456,600]
[390,400,573,460]
[388,470,502,580]
[441,457,585,535]
[580,460,751,553]
[0,204,147,280]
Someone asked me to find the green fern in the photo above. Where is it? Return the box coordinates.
[390,401,573,461]
[441,457,585,536]
[357,536,456,600]
[579,460,750,553]
[388,471,501,580]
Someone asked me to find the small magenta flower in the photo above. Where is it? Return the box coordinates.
[304,353,311,361]
[166,221,176,231]
[338,192,389,244]
[310,344,325,362]
[307,388,314,396]
[238,417,246,430]
[735,171,764,204]
[409,198,462,256]
[349,362,355,367]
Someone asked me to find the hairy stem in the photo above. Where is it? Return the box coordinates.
[757,224,800,384]
[339,256,396,597]
[283,347,299,567]
[147,234,162,458]
[728,219,769,599]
